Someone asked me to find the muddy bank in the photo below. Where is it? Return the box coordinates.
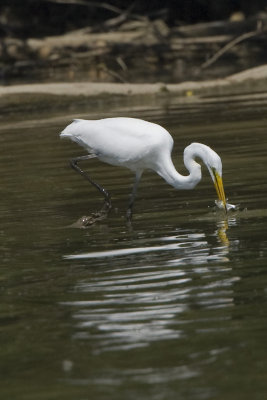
[1,64,267,120]
[1,64,267,97]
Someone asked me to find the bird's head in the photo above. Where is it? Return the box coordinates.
[185,143,227,212]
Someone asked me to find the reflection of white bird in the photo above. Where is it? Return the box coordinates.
[60,117,227,218]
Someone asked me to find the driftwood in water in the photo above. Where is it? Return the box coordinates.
[1,12,267,83]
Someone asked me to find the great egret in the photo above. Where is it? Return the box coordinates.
[60,117,227,218]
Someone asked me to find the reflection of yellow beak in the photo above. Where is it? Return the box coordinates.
[217,221,229,246]
[213,170,227,212]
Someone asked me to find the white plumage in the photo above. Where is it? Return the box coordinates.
[60,117,227,217]
[61,118,173,169]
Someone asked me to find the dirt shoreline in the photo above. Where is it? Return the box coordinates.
[0,65,267,99]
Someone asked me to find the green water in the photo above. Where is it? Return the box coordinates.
[1,93,267,399]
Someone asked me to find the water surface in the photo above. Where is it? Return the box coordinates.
[1,94,267,399]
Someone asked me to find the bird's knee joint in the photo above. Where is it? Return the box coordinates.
[70,159,77,169]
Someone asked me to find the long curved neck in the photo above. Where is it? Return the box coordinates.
[157,143,210,190]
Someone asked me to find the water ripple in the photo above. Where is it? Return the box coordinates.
[60,234,238,352]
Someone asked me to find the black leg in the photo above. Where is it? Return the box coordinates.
[126,171,143,220]
[70,154,111,210]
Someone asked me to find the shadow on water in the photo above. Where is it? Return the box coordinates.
[1,94,267,400]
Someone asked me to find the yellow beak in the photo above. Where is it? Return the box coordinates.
[213,170,227,212]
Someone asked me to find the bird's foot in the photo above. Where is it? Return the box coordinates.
[71,201,112,228]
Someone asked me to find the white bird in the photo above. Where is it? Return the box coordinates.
[60,117,227,218]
